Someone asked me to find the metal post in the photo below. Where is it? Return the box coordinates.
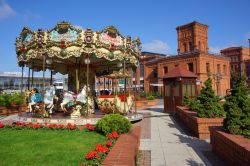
[21,66,24,93]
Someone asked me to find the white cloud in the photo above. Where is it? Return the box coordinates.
[142,40,171,54]
[0,0,15,19]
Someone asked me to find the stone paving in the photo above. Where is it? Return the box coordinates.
[137,99,225,166]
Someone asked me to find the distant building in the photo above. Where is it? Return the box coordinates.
[0,71,52,91]
[136,21,231,96]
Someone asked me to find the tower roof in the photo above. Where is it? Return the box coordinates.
[176,21,208,30]
[162,66,197,79]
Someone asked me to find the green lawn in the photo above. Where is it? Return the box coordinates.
[0,128,106,166]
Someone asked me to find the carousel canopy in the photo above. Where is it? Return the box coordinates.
[15,21,141,75]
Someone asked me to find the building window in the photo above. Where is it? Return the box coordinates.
[189,42,193,52]
[187,63,194,72]
[223,65,227,75]
[217,64,221,74]
[153,68,158,78]
[164,66,168,74]
[183,43,187,52]
[246,63,249,77]
[206,63,210,73]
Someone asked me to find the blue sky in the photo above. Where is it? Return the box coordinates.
[0,0,250,73]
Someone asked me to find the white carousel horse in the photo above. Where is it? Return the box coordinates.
[60,85,87,112]
[44,86,57,114]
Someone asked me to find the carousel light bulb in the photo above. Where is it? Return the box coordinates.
[46,58,52,65]
[84,58,91,64]
[117,62,122,68]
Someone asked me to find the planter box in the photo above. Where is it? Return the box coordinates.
[136,99,158,108]
[210,127,250,166]
[19,104,28,112]
[176,106,224,140]
[102,126,141,166]
[0,106,9,115]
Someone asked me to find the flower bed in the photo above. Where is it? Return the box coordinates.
[210,127,250,166]
[136,99,158,108]
[176,106,224,140]
[0,122,119,165]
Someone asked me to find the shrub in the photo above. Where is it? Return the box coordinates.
[10,93,25,105]
[196,77,225,118]
[146,95,155,100]
[136,95,141,101]
[0,94,11,107]
[224,74,250,138]
[95,114,132,135]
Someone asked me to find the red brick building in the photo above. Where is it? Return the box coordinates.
[138,21,231,96]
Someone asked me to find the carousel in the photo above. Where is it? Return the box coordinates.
[14,21,143,125]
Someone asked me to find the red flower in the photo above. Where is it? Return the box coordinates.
[86,150,97,160]
[69,125,75,130]
[87,125,94,131]
[0,122,4,128]
[28,122,33,125]
[106,141,112,147]
[106,133,113,140]
[112,131,119,139]
[48,124,57,129]
[95,144,108,153]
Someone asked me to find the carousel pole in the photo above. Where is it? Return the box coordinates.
[28,67,30,90]
[123,60,126,114]
[50,70,53,85]
[75,58,79,93]
[85,54,90,116]
[42,55,48,117]
[31,68,34,88]
[21,65,24,93]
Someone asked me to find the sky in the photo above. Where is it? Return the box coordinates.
[0,0,250,74]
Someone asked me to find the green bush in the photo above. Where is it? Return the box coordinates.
[136,95,141,101]
[196,77,225,118]
[9,93,25,105]
[146,95,155,100]
[95,114,132,135]
[139,91,146,98]
[0,94,11,107]
[224,74,250,138]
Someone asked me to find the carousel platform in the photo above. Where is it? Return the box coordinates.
[14,111,143,125]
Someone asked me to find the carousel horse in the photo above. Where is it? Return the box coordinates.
[60,85,87,115]
[44,86,57,114]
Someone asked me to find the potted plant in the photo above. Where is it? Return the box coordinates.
[146,95,156,106]
[9,93,24,113]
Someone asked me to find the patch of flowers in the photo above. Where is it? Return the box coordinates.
[84,131,119,165]
[0,121,80,131]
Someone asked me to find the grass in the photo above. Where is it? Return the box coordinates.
[0,128,106,166]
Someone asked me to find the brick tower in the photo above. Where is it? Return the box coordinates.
[176,21,209,55]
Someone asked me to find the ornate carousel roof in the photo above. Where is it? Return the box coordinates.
[15,21,141,75]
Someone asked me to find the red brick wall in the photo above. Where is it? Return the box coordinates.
[176,106,224,139]
[210,127,250,166]
[102,126,141,166]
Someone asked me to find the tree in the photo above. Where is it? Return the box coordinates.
[224,74,250,138]
[196,77,225,118]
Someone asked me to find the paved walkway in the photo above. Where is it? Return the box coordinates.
[138,100,224,166]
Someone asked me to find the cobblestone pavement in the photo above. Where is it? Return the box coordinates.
[136,99,225,166]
